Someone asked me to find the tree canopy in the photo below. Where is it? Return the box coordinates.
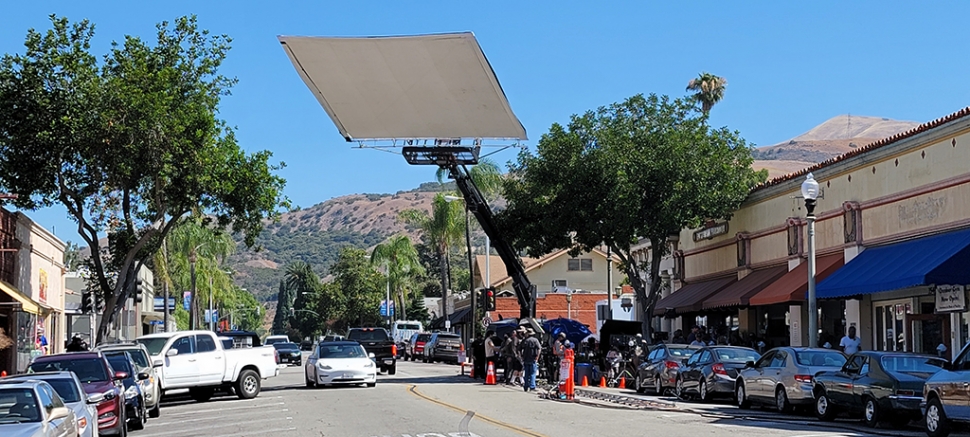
[0,16,287,343]
[498,93,766,334]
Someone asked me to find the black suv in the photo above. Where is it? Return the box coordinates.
[423,332,463,364]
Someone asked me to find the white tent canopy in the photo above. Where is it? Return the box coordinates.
[279,32,527,142]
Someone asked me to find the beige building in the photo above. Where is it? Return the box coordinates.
[473,247,625,294]
[655,107,970,358]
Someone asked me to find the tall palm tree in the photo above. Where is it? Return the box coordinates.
[399,193,465,315]
[686,72,727,114]
[371,235,425,320]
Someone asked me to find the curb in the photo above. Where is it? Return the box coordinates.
[573,388,679,410]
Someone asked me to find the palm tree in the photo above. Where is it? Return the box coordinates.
[686,72,727,114]
[399,193,465,314]
[371,235,425,320]
[435,157,503,202]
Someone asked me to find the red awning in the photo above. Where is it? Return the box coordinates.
[702,266,788,310]
[748,254,844,306]
[653,276,736,316]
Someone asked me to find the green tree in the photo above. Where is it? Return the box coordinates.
[399,194,464,316]
[370,235,424,320]
[498,93,766,337]
[0,16,287,343]
[407,293,431,325]
[686,72,727,114]
[63,242,82,271]
[271,280,293,335]
[328,248,385,332]
[285,261,323,339]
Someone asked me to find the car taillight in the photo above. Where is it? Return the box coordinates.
[392,344,398,356]
[712,363,727,375]
[897,389,916,396]
[794,374,813,383]
[274,349,280,364]
[665,361,680,369]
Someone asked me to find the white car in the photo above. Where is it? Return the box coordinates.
[136,330,279,402]
[1,372,100,437]
[305,341,378,388]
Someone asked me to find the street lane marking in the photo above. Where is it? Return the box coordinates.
[143,417,292,437]
[162,401,286,416]
[149,409,289,426]
[407,385,549,437]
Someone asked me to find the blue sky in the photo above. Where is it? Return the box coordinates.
[2,1,969,244]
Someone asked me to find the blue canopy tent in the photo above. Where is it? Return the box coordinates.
[542,318,593,346]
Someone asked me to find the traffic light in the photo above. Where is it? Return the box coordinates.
[133,279,144,303]
[81,291,94,313]
[484,286,496,312]
[94,293,105,313]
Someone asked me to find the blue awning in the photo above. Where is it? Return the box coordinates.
[816,228,970,299]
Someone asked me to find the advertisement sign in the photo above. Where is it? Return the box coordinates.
[182,292,192,310]
[38,269,48,303]
[154,297,176,312]
[936,285,967,313]
[379,300,395,317]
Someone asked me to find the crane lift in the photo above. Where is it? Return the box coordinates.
[402,146,536,319]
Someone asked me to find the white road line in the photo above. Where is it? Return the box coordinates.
[149,408,289,426]
[162,401,286,416]
[213,426,298,436]
[143,417,292,437]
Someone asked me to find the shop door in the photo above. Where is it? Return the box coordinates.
[907,314,951,359]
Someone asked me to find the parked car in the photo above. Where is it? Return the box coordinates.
[96,342,162,418]
[635,343,699,395]
[391,321,423,360]
[0,380,77,437]
[28,352,127,436]
[423,332,464,364]
[273,342,303,366]
[407,333,432,362]
[304,341,378,388]
[676,346,761,401]
[136,330,279,403]
[923,340,970,437]
[102,351,148,431]
[0,371,99,437]
[346,328,397,374]
[812,351,944,428]
[263,335,290,346]
[736,347,847,412]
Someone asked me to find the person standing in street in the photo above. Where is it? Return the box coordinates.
[840,326,862,355]
[519,327,542,392]
[484,330,499,377]
[551,332,566,381]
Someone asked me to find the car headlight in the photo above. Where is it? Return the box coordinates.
[318,363,332,370]
[364,361,375,368]
[125,385,138,400]
[78,417,88,431]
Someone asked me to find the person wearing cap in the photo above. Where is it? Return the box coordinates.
[518,327,542,392]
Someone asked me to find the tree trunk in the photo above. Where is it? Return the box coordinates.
[438,247,448,318]
[398,289,407,320]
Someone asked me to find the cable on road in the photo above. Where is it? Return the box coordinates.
[407,385,550,437]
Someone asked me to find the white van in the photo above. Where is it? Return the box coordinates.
[390,320,423,347]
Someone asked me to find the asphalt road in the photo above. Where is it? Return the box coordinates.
[136,356,904,437]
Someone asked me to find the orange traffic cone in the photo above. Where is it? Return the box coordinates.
[618,376,626,389]
[485,362,497,385]
[0,371,5,377]
[581,376,589,387]
[469,365,475,379]
[599,376,607,388]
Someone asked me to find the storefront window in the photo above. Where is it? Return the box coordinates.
[873,299,912,352]
[15,311,37,373]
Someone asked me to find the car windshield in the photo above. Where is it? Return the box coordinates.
[668,348,695,357]
[28,358,108,383]
[40,379,81,403]
[273,343,299,350]
[881,355,947,374]
[397,324,421,330]
[318,344,368,359]
[136,338,169,356]
[712,348,761,363]
[796,350,847,367]
[416,334,431,342]
[0,388,41,423]
[104,353,133,374]
[347,330,389,342]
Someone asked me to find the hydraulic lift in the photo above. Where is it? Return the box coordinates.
[402,146,536,320]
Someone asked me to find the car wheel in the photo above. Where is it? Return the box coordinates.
[776,387,792,413]
[119,407,128,437]
[130,400,146,430]
[814,389,836,421]
[862,396,881,427]
[654,375,663,395]
[305,371,316,388]
[236,369,261,399]
[925,396,951,437]
[698,379,708,402]
[149,403,160,418]
[190,387,214,403]
[676,377,687,400]
[736,382,750,409]
[388,363,397,375]
[635,374,645,394]
[367,382,376,388]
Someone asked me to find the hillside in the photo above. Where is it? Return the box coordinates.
[751,115,919,178]
[230,185,448,301]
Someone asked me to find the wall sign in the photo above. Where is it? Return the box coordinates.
[935,284,967,313]
[693,222,729,242]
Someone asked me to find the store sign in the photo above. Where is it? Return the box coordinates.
[693,222,729,242]
[935,285,967,313]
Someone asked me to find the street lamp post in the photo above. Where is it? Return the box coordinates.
[801,173,820,347]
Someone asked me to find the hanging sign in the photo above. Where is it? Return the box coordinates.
[693,222,729,242]
[935,285,967,313]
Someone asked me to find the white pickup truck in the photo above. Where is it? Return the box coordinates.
[136,330,280,402]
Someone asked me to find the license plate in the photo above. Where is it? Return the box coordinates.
[343,373,353,378]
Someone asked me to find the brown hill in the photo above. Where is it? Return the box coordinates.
[752,115,919,164]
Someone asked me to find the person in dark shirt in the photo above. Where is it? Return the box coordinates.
[518,328,542,392]
[66,335,87,352]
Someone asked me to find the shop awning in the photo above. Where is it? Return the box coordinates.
[816,228,970,299]
[703,266,788,310]
[449,307,473,324]
[0,279,42,315]
[748,254,844,306]
[653,276,736,316]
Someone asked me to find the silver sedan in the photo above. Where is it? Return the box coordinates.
[0,380,78,437]
[735,347,847,412]
[2,371,100,437]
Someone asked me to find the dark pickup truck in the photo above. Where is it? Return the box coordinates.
[347,327,397,375]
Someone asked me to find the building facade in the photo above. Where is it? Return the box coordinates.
[654,107,970,359]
